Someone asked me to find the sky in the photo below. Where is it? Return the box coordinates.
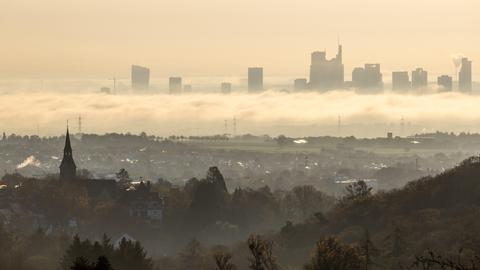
[1,0,479,79]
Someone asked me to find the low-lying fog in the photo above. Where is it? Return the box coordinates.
[0,88,479,137]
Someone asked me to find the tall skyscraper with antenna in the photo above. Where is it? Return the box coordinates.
[308,44,344,90]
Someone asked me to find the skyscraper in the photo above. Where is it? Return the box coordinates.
[131,65,150,90]
[411,68,428,89]
[221,82,232,94]
[459,57,472,92]
[392,71,411,91]
[169,77,182,94]
[437,75,453,91]
[248,67,263,92]
[351,64,383,91]
[308,45,344,90]
[294,78,307,91]
[59,127,76,181]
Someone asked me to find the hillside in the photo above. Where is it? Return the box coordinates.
[273,156,480,268]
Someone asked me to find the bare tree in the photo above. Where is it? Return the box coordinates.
[247,235,280,270]
[213,252,236,270]
[406,250,480,270]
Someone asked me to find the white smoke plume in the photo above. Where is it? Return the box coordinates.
[451,53,465,69]
[16,155,41,169]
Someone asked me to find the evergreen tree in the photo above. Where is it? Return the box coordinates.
[70,257,93,270]
[94,256,114,270]
[113,238,153,270]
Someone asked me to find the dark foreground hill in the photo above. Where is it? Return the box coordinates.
[272,156,480,268]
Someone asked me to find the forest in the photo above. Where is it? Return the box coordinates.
[2,156,480,269]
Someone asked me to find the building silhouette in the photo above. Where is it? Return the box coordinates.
[308,45,344,90]
[221,82,232,94]
[248,67,263,92]
[412,68,428,89]
[294,78,307,91]
[59,127,76,181]
[392,71,411,91]
[131,65,150,90]
[437,75,453,91]
[459,57,472,92]
[55,128,164,221]
[351,64,383,91]
[169,77,182,94]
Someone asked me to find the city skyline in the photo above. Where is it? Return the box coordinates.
[1,0,479,79]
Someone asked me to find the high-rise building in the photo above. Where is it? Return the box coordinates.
[352,64,383,91]
[459,57,472,92]
[169,77,182,94]
[248,67,263,92]
[437,75,453,91]
[131,65,150,90]
[221,82,232,94]
[392,71,411,90]
[59,127,76,181]
[412,68,428,89]
[294,78,307,91]
[308,45,344,90]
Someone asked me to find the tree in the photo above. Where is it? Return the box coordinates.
[384,226,407,270]
[291,185,328,219]
[276,135,290,148]
[71,257,92,270]
[179,239,206,270]
[62,235,151,270]
[94,256,114,270]
[304,237,362,270]
[407,250,480,270]
[113,238,153,270]
[62,236,91,270]
[344,180,372,201]
[247,235,279,270]
[116,169,130,183]
[188,168,229,229]
[384,226,407,258]
[360,229,380,270]
[213,252,236,270]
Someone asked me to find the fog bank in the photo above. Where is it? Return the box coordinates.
[1,90,479,137]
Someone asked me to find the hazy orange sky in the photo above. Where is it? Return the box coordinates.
[1,0,478,79]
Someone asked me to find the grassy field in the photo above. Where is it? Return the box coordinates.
[185,139,463,157]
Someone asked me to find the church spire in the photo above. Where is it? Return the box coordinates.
[60,125,76,181]
[64,126,72,156]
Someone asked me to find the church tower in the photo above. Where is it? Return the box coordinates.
[60,127,77,181]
